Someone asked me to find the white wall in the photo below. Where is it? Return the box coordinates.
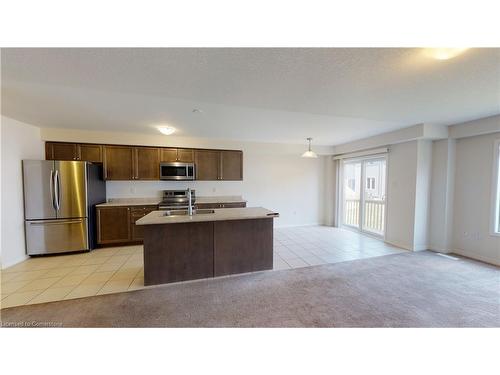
[1,116,44,268]
[333,123,448,155]
[40,127,332,228]
[385,141,418,250]
[323,157,336,226]
[383,139,432,251]
[429,139,455,252]
[452,132,500,265]
[413,140,432,250]
[449,114,500,139]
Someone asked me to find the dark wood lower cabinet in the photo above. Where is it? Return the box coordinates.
[142,218,274,286]
[143,222,214,285]
[219,202,246,208]
[97,205,157,245]
[97,203,246,247]
[130,206,157,241]
[195,202,246,209]
[97,206,131,244]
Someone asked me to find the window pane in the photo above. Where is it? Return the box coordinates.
[363,159,386,235]
[343,162,361,227]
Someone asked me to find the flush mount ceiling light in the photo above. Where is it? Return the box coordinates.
[157,126,176,135]
[301,137,318,158]
[424,48,468,60]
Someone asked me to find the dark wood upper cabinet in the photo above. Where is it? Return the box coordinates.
[160,148,194,163]
[194,150,243,181]
[104,146,159,180]
[79,144,103,162]
[104,146,135,180]
[160,148,178,162]
[177,149,194,162]
[135,147,160,180]
[195,150,220,180]
[47,142,242,181]
[46,142,103,162]
[221,150,243,180]
[46,142,78,161]
[96,206,131,244]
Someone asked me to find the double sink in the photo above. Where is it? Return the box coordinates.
[163,209,215,217]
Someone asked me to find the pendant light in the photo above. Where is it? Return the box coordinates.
[301,137,318,158]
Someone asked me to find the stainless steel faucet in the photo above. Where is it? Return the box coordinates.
[187,188,193,216]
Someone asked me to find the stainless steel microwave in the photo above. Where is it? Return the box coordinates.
[160,162,195,180]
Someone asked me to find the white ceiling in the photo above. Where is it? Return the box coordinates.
[2,48,499,145]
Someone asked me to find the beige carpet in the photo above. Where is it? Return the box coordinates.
[1,251,499,327]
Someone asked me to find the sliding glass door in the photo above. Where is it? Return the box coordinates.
[342,157,386,236]
[343,161,362,229]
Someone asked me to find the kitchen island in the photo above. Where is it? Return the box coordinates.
[136,207,279,285]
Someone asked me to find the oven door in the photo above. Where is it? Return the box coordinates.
[160,163,195,180]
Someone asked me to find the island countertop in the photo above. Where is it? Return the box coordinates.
[136,207,278,225]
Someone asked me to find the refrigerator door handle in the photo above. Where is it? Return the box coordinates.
[50,170,56,210]
[55,169,61,211]
[29,219,84,225]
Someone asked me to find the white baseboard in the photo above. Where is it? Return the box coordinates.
[385,239,432,252]
[1,254,29,270]
[427,245,452,253]
[452,248,500,266]
[384,239,412,251]
[413,244,430,251]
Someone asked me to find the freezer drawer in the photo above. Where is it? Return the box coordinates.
[25,218,89,255]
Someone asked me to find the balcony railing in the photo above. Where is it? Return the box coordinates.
[344,199,385,234]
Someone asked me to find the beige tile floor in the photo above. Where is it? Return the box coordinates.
[1,226,404,309]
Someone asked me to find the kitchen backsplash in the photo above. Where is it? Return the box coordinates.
[105,180,244,199]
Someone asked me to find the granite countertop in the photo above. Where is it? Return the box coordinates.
[96,195,247,207]
[136,207,279,225]
[96,198,161,207]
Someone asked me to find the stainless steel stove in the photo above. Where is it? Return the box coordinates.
[158,189,196,211]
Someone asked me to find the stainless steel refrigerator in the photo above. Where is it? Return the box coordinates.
[23,160,106,255]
